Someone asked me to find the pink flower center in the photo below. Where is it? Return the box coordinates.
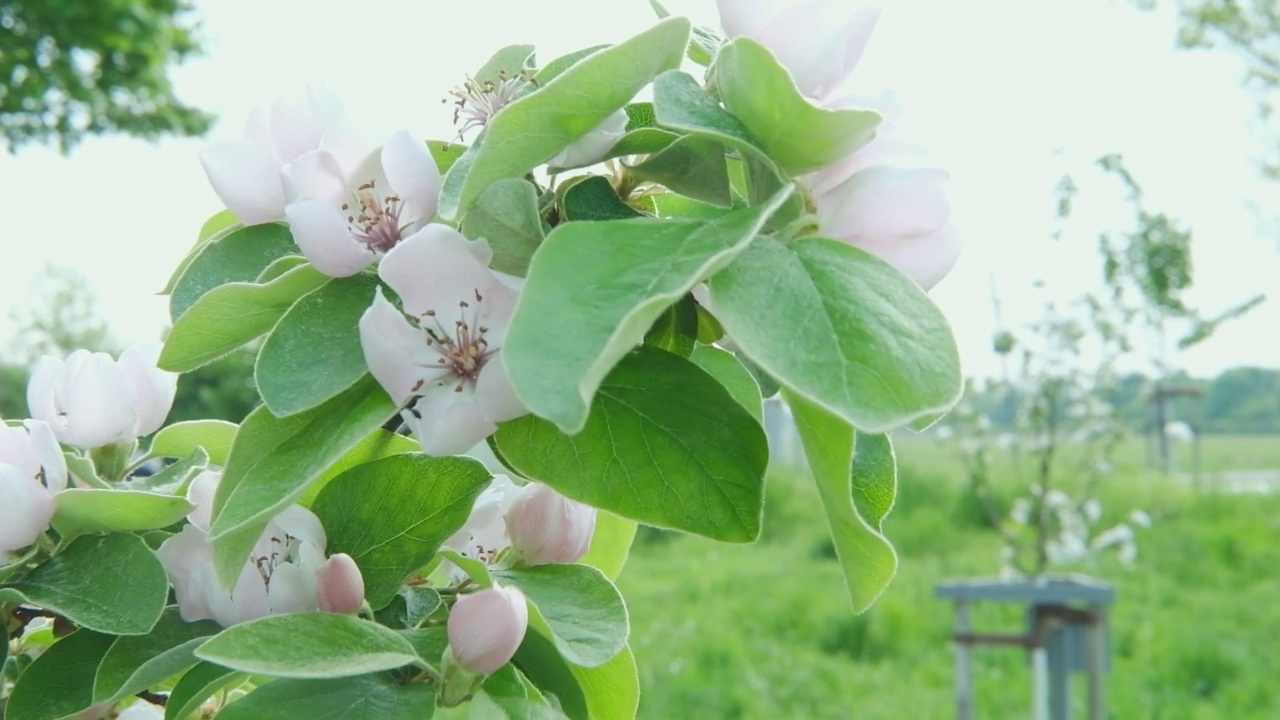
[411,288,497,390]
[342,180,407,253]
[449,71,535,139]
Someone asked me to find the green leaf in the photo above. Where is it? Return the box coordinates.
[736,352,780,399]
[255,274,380,417]
[124,447,209,496]
[460,178,547,277]
[714,38,880,174]
[494,347,767,541]
[440,17,690,219]
[4,629,115,720]
[505,189,790,434]
[0,534,167,635]
[578,512,637,582]
[708,235,962,432]
[428,140,468,176]
[377,587,444,630]
[93,607,221,703]
[438,549,494,589]
[571,646,639,720]
[535,45,610,85]
[626,135,731,207]
[688,345,763,422]
[852,432,897,528]
[147,420,237,466]
[652,71,802,222]
[512,629,589,720]
[169,223,300,321]
[195,613,421,679]
[159,263,331,372]
[784,391,897,613]
[51,489,193,538]
[560,176,644,221]
[495,565,627,668]
[601,128,679,162]
[214,673,435,720]
[476,44,536,84]
[397,627,449,666]
[310,454,492,608]
[297,429,420,506]
[642,294,697,358]
[209,376,397,588]
[256,255,309,282]
[161,210,239,296]
[165,662,245,720]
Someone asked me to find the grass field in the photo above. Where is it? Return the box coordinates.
[618,434,1280,719]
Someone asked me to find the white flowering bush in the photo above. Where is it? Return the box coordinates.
[0,2,964,717]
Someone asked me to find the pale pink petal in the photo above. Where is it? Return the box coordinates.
[0,426,41,479]
[474,358,527,424]
[847,223,962,290]
[55,351,137,449]
[717,0,782,38]
[820,165,950,242]
[214,562,271,626]
[378,225,495,316]
[0,463,55,553]
[185,470,221,532]
[315,553,366,614]
[200,140,287,226]
[118,342,177,438]
[548,109,628,168]
[318,121,382,178]
[285,199,374,277]
[407,389,497,456]
[281,150,348,206]
[242,108,277,160]
[266,560,321,615]
[23,420,66,492]
[758,2,880,101]
[156,525,217,622]
[359,289,445,406]
[803,134,926,198]
[269,85,345,163]
[382,130,441,228]
[26,356,62,432]
[271,505,328,550]
[447,584,529,674]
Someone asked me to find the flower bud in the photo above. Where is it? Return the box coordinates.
[447,584,528,674]
[315,553,365,615]
[504,482,596,566]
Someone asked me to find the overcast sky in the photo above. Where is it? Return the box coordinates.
[1,0,1276,380]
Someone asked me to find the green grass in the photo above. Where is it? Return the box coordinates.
[618,435,1280,719]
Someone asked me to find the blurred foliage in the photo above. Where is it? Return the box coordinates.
[167,345,261,425]
[0,0,212,152]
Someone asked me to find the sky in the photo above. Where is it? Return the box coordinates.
[1,0,1277,380]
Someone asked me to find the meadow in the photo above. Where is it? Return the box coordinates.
[619,434,1280,719]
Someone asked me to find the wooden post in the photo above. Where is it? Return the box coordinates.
[955,601,974,720]
[1086,607,1107,720]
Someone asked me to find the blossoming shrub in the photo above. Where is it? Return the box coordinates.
[1,3,963,717]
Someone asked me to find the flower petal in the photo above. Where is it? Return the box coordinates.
[318,121,382,178]
[54,351,138,449]
[819,165,951,242]
[359,289,444,406]
[156,525,217,622]
[285,199,374,277]
[548,109,629,168]
[846,223,962,290]
[118,341,177,438]
[378,225,495,316]
[281,150,348,206]
[758,2,880,101]
[0,463,55,554]
[269,85,345,163]
[271,505,328,550]
[23,420,67,493]
[185,470,221,532]
[25,356,61,434]
[382,130,441,229]
[474,356,527,424]
[407,389,497,456]
[200,140,287,226]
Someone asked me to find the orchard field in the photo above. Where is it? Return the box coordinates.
[622,434,1280,719]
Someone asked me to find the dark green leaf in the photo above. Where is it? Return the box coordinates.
[51,488,193,538]
[195,613,421,679]
[93,607,221,703]
[256,274,380,417]
[495,564,627,668]
[643,295,698,358]
[626,135,731,207]
[493,347,767,542]
[688,346,763,422]
[512,628,589,720]
[165,662,245,720]
[460,178,547,277]
[560,176,644,221]
[853,433,897,528]
[147,420,237,466]
[169,224,300,321]
[214,673,434,720]
[3,630,114,720]
[311,454,492,608]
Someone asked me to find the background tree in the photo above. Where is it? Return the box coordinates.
[0,0,212,152]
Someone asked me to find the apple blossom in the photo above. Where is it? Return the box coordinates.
[358,225,525,455]
[199,85,346,225]
[283,129,441,277]
[450,72,536,139]
[444,473,521,573]
[26,342,177,449]
[716,0,881,105]
[114,702,164,720]
[315,553,366,615]
[504,482,597,565]
[548,109,628,168]
[157,470,359,627]
[447,584,529,674]
[801,135,961,289]
[0,419,67,554]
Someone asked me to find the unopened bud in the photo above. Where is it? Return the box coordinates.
[315,553,365,615]
[447,584,528,674]
[504,483,596,566]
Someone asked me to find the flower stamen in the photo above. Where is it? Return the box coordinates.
[448,70,536,140]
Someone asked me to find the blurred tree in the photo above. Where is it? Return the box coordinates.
[0,0,212,152]
[1203,366,1280,433]
[8,264,118,362]
[167,345,260,424]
